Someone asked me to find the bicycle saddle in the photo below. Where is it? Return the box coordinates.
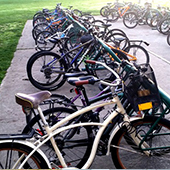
[15,91,51,109]
[49,36,69,43]
[80,34,94,44]
[102,22,112,28]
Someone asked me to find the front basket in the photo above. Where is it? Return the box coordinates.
[124,64,161,111]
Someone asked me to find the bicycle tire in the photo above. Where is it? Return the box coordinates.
[82,14,95,23]
[73,9,82,17]
[33,16,49,27]
[33,11,44,20]
[65,33,81,51]
[27,51,68,91]
[22,107,93,168]
[100,6,110,17]
[88,49,117,80]
[32,22,54,40]
[107,9,120,22]
[35,31,56,51]
[150,14,161,28]
[111,115,170,169]
[124,44,150,64]
[105,28,127,40]
[156,18,163,33]
[91,20,105,36]
[167,34,170,46]
[0,141,49,169]
[105,32,130,50]
[123,12,138,29]
[160,18,170,35]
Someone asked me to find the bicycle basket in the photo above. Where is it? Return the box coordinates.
[124,64,161,111]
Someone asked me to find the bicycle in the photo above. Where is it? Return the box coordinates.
[32,14,70,40]
[27,26,151,91]
[123,2,160,29]
[107,39,150,64]
[1,60,170,169]
[150,6,169,28]
[91,19,130,50]
[33,3,63,26]
[167,33,170,46]
[27,31,106,91]
[91,20,150,62]
[34,12,96,51]
[100,0,124,18]
[106,2,140,23]
[34,21,83,51]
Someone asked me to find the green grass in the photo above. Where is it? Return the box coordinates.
[0,0,170,84]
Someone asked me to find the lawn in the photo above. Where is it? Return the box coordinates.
[0,0,170,84]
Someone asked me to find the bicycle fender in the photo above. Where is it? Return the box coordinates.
[0,139,51,168]
[106,116,144,155]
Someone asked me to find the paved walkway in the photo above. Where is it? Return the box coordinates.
[0,18,170,168]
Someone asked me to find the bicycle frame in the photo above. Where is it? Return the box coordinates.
[44,36,108,76]
[14,61,152,169]
[118,4,130,17]
[106,43,137,61]
[16,93,147,169]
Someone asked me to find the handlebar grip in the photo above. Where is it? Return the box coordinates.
[75,77,97,86]
[75,80,90,86]
[144,41,149,46]
[85,60,96,64]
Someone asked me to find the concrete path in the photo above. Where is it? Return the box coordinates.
[0,17,170,168]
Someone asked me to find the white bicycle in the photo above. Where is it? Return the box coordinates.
[0,60,169,169]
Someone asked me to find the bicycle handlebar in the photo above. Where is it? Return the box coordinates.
[67,59,122,87]
[75,77,98,86]
[85,60,120,79]
[81,60,121,87]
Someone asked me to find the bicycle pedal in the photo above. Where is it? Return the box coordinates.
[96,150,104,156]
[96,140,107,156]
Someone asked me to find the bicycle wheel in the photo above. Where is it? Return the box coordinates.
[160,18,170,35]
[22,107,93,168]
[35,31,56,51]
[111,115,170,169]
[100,6,110,17]
[124,44,150,64]
[123,12,138,29]
[82,14,95,23]
[33,11,44,20]
[27,51,68,91]
[0,141,49,169]
[167,34,170,46]
[150,14,161,28]
[105,32,130,50]
[105,28,127,40]
[32,22,54,40]
[33,16,49,27]
[65,33,81,51]
[107,9,119,22]
[88,49,116,80]
[73,9,82,17]
[91,20,105,36]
